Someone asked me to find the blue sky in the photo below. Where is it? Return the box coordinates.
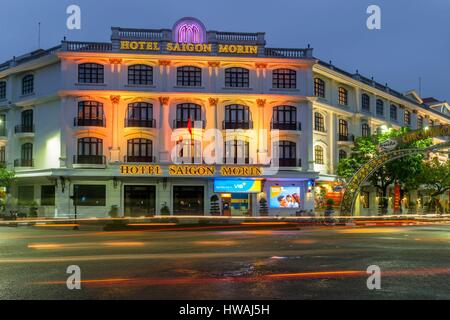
[2,0,449,101]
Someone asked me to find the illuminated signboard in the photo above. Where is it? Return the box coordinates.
[120,165,162,175]
[220,166,263,177]
[120,165,263,177]
[214,179,262,193]
[269,186,300,208]
[168,165,215,176]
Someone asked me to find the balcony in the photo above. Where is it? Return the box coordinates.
[338,134,355,143]
[223,157,251,165]
[125,119,156,128]
[271,122,301,131]
[124,155,156,163]
[74,117,106,127]
[14,125,35,138]
[14,159,34,168]
[73,155,106,166]
[278,158,301,167]
[173,120,205,129]
[222,121,253,130]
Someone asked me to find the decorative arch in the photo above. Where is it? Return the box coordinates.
[172,17,207,44]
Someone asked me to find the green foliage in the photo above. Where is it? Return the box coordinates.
[325,198,335,210]
[0,167,15,189]
[416,157,450,198]
[160,203,170,216]
[210,194,221,216]
[259,197,269,216]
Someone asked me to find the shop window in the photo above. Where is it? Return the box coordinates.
[41,185,55,206]
[18,186,34,205]
[73,185,106,206]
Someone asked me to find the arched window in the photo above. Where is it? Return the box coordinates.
[175,103,202,128]
[376,99,384,116]
[314,78,325,98]
[76,101,104,127]
[315,145,324,165]
[339,150,347,161]
[417,115,424,129]
[273,69,296,89]
[126,102,154,128]
[404,110,411,126]
[390,104,397,121]
[178,24,201,43]
[224,140,250,164]
[22,75,34,95]
[276,141,297,167]
[127,138,153,163]
[78,63,104,84]
[19,109,34,133]
[128,64,153,85]
[314,112,325,132]
[76,137,104,164]
[338,87,348,106]
[224,105,252,129]
[225,68,249,88]
[272,105,298,130]
[20,143,33,167]
[176,139,202,164]
[177,66,201,87]
[361,94,370,112]
[339,119,349,140]
[362,123,371,137]
[0,81,6,99]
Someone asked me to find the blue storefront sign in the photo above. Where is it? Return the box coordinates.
[214,179,262,193]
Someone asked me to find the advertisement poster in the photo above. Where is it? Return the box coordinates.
[214,179,262,193]
[270,186,301,208]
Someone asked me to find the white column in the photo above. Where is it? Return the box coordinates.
[327,111,335,174]
[257,99,267,164]
[301,101,314,171]
[159,97,170,162]
[110,95,120,162]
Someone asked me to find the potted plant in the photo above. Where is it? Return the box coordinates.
[325,198,335,216]
[160,203,170,216]
[29,201,39,218]
[210,194,221,216]
[108,205,119,218]
[259,197,269,216]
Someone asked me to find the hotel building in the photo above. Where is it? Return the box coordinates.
[0,17,449,218]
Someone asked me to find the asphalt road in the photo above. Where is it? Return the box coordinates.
[0,224,449,300]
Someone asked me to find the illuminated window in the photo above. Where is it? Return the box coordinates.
[225,67,249,88]
[78,63,104,84]
[22,75,34,95]
[76,101,104,127]
[338,87,348,106]
[417,115,423,129]
[361,94,370,112]
[339,150,347,161]
[390,104,397,121]
[176,139,202,164]
[126,102,154,128]
[272,106,298,130]
[315,145,324,165]
[404,110,411,126]
[273,69,296,89]
[127,138,153,163]
[175,103,202,128]
[314,112,325,132]
[76,137,104,164]
[177,24,201,43]
[376,99,384,116]
[128,64,153,85]
[362,123,371,137]
[224,105,252,129]
[177,66,201,87]
[339,119,349,140]
[276,141,297,167]
[314,78,325,98]
[0,81,6,99]
[73,185,106,207]
[224,140,250,164]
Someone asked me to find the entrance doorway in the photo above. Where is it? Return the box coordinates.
[124,185,156,217]
[173,186,204,215]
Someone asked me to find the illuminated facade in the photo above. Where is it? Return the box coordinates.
[0,17,449,217]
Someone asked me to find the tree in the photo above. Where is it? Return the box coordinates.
[416,157,450,213]
[337,127,432,214]
[0,167,15,213]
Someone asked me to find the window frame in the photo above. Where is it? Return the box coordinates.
[78,63,104,84]
[314,78,325,98]
[376,99,384,116]
[22,75,34,95]
[314,112,325,132]
[177,66,202,87]
[0,81,6,99]
[338,87,348,106]
[73,184,106,207]
[128,64,153,86]
[272,68,297,89]
[390,104,397,121]
[225,67,250,88]
[315,145,324,165]
[361,93,370,112]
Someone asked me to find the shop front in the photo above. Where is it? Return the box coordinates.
[214,179,261,216]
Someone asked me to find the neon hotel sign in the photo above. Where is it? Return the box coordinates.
[120,165,263,177]
[119,17,258,55]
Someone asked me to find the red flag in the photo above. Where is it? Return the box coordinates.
[187,116,193,138]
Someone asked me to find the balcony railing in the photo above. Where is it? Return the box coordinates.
[14,159,34,167]
[222,121,253,130]
[278,158,300,167]
[73,155,106,165]
[74,118,106,127]
[124,156,156,163]
[223,157,251,165]
[271,122,301,131]
[14,125,34,134]
[338,134,355,142]
[125,119,156,128]
[173,120,205,129]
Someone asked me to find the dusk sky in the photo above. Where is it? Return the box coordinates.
[2,0,449,101]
